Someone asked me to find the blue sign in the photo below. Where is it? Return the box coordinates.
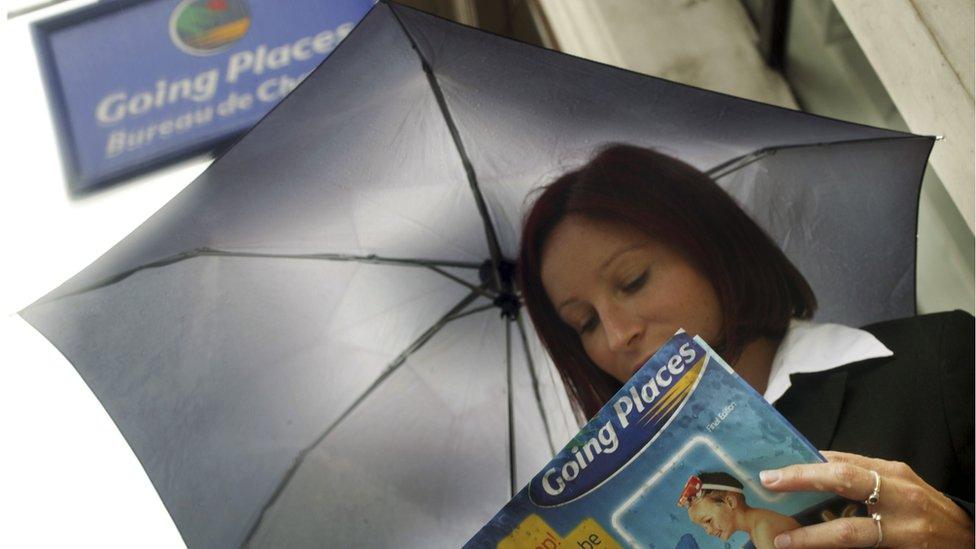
[34,0,376,193]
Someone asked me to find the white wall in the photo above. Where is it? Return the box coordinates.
[835,0,974,230]
[539,0,798,109]
[1,4,203,546]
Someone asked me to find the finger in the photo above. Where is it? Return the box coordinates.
[821,451,918,482]
[773,517,883,549]
[821,451,883,469]
[761,461,876,501]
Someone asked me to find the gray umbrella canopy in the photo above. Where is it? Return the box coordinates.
[22,2,931,547]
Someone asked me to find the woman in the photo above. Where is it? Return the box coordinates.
[516,144,973,548]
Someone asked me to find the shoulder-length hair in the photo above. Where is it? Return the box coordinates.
[517,144,816,421]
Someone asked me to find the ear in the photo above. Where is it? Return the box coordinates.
[724,494,736,509]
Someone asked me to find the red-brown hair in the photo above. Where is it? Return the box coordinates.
[517,144,816,421]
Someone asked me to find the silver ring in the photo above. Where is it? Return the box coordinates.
[864,469,881,506]
[871,512,883,547]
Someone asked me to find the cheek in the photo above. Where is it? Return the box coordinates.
[580,336,629,382]
[673,271,722,343]
[580,337,610,371]
[696,293,723,342]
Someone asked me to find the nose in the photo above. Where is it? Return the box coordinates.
[600,301,643,352]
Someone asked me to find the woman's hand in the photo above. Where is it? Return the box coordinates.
[759,451,974,548]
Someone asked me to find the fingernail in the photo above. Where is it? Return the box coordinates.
[774,533,791,548]
[760,470,780,485]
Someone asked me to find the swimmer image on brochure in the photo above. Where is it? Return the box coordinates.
[465,332,863,549]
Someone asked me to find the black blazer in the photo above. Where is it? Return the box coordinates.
[774,310,974,508]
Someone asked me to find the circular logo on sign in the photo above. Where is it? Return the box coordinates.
[170,0,251,56]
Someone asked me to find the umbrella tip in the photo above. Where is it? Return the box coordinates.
[494,294,520,320]
[479,258,521,320]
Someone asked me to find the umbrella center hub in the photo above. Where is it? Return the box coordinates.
[479,259,520,320]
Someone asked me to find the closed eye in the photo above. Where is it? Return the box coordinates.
[578,314,599,335]
[622,270,648,293]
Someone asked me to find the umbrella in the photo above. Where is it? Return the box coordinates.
[21,2,932,547]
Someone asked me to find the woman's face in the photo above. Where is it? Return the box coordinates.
[540,215,722,383]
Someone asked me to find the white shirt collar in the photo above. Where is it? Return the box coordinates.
[763,319,893,404]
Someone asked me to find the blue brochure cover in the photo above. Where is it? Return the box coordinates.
[465,332,862,549]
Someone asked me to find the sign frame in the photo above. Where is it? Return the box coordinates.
[32,0,247,194]
[33,0,372,194]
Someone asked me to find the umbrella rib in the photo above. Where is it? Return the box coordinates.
[444,302,496,322]
[505,318,517,498]
[704,135,929,180]
[241,287,485,546]
[42,248,482,303]
[197,250,483,269]
[515,315,558,456]
[388,5,506,293]
[426,265,496,299]
[705,150,774,180]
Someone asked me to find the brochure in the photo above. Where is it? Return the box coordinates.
[465,332,863,549]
